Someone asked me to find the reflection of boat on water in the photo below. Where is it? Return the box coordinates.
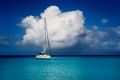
[36,18,51,59]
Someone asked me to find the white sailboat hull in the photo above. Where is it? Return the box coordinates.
[36,54,51,59]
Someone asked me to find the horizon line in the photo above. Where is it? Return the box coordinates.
[0,55,120,58]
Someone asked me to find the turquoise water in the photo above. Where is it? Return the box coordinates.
[0,57,120,80]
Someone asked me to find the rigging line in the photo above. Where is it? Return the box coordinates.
[43,18,47,54]
[44,18,52,55]
[46,29,52,55]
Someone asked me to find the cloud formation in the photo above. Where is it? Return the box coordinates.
[79,25,120,50]
[101,18,108,24]
[79,26,107,48]
[0,36,8,45]
[112,26,120,35]
[20,6,85,49]
[20,6,120,50]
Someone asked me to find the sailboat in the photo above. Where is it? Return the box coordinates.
[36,18,51,59]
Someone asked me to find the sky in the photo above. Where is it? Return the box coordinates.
[0,0,120,55]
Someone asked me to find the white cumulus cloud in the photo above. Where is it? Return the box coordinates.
[20,5,85,49]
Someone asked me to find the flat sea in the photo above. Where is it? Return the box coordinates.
[0,56,120,80]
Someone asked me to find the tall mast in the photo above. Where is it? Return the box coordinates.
[43,18,51,55]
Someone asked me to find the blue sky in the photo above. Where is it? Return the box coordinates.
[0,0,120,55]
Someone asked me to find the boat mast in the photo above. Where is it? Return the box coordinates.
[43,18,51,55]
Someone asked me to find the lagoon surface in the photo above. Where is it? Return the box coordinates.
[0,56,120,80]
